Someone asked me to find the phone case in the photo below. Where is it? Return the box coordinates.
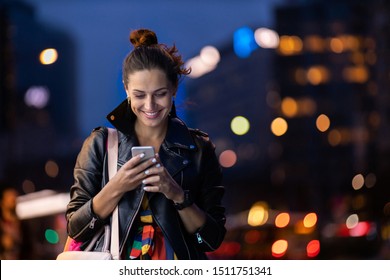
[131,146,155,161]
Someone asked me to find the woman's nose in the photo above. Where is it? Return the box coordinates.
[144,96,155,110]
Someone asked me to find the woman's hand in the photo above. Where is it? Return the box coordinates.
[141,154,184,203]
[109,153,158,194]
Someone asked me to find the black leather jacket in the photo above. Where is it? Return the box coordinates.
[66,100,226,259]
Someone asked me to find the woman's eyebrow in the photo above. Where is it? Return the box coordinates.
[132,87,168,93]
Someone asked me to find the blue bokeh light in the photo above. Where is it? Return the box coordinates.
[233,27,258,58]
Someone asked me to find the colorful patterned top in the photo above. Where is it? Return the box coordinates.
[126,196,177,260]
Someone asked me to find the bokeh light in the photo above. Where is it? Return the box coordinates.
[45,160,59,178]
[254,27,279,49]
[271,117,288,136]
[275,212,290,228]
[186,45,220,78]
[39,48,58,65]
[307,65,330,85]
[303,213,317,228]
[200,45,220,66]
[306,240,320,258]
[343,66,369,83]
[278,35,303,55]
[346,214,359,229]
[233,26,258,58]
[231,116,250,135]
[271,239,288,258]
[219,150,237,168]
[22,179,35,193]
[316,114,330,132]
[248,201,269,226]
[330,37,344,53]
[352,174,364,190]
[281,97,298,118]
[349,221,371,237]
[24,86,50,109]
[45,229,59,244]
[328,129,342,146]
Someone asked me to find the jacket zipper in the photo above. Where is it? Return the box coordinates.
[195,232,217,251]
[196,232,203,244]
[89,217,97,229]
[72,216,98,240]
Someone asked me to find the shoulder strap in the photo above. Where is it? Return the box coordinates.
[107,128,118,181]
[107,127,120,260]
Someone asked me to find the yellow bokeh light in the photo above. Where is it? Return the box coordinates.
[275,212,290,228]
[278,35,303,55]
[303,213,317,228]
[316,114,330,132]
[271,117,288,136]
[330,37,344,53]
[248,202,269,227]
[344,35,360,51]
[271,239,288,257]
[307,66,329,85]
[231,116,250,136]
[39,48,58,65]
[343,66,369,83]
[281,97,298,118]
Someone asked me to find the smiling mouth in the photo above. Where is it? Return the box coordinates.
[143,110,161,119]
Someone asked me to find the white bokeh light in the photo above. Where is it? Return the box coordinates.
[24,86,50,109]
[254,27,280,49]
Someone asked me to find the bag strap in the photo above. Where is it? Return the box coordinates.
[107,127,120,260]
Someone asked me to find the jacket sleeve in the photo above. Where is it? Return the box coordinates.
[191,134,226,252]
[66,127,109,242]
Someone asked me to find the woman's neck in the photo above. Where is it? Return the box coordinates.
[134,121,168,150]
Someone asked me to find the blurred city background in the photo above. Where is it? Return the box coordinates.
[1,0,390,260]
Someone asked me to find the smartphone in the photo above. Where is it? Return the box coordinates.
[131,146,155,162]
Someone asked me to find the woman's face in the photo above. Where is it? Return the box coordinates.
[125,68,174,130]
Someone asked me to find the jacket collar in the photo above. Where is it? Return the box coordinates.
[106,99,197,150]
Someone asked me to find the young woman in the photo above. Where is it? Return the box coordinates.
[66,28,226,259]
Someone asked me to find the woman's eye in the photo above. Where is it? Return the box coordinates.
[155,92,167,97]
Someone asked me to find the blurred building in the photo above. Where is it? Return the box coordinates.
[0,1,79,194]
[186,0,390,259]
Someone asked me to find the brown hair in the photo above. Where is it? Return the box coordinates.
[122,29,190,90]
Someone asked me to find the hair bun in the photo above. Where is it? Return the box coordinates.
[130,29,158,48]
